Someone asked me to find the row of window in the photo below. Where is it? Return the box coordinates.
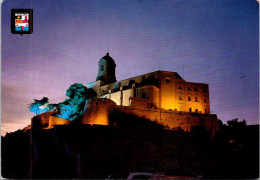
[178,86,207,93]
[178,96,207,102]
[189,108,208,114]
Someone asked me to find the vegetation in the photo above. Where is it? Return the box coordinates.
[29,97,49,115]
[227,118,247,127]
[57,83,96,121]
[28,83,96,121]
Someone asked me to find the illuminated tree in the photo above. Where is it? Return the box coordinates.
[57,83,96,121]
[29,97,49,115]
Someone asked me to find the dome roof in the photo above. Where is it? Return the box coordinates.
[100,53,116,65]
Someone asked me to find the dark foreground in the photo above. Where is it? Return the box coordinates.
[2,124,259,179]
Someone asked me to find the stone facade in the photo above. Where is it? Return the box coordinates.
[88,71,210,114]
[83,53,218,134]
[31,112,71,129]
[81,98,218,136]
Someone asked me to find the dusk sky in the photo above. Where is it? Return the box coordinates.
[1,0,259,136]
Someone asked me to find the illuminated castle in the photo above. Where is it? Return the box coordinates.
[81,53,219,135]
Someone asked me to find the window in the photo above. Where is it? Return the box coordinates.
[179,96,182,100]
[195,97,198,102]
[204,89,207,93]
[188,96,191,101]
[205,109,207,114]
[195,109,198,113]
[194,87,198,92]
[101,65,104,71]
[189,108,192,112]
[204,99,207,102]
[178,86,182,89]
[188,86,191,91]
[165,77,170,83]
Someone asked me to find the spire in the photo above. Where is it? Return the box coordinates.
[107,36,109,53]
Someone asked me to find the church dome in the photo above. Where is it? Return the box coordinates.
[100,53,116,66]
[96,53,117,84]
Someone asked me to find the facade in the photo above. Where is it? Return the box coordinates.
[83,53,219,134]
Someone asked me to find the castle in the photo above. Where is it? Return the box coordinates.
[32,53,219,136]
[81,53,219,134]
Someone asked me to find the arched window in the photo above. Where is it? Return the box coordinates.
[188,96,191,101]
[195,97,198,102]
[165,77,170,83]
[194,87,198,92]
[188,86,191,91]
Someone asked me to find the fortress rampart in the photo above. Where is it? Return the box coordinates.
[31,112,71,129]
[81,98,219,136]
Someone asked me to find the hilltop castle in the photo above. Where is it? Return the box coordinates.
[32,53,219,136]
[81,53,219,134]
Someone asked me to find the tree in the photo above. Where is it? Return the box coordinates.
[227,118,247,127]
[57,83,96,121]
[29,97,49,115]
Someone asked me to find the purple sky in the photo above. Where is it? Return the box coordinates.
[1,0,259,136]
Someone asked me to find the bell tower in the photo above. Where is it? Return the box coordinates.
[96,53,117,85]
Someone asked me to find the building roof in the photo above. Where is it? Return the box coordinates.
[99,53,116,65]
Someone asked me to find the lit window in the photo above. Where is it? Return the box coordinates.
[195,97,198,102]
[188,96,191,101]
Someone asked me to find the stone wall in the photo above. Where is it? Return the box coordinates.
[81,98,117,125]
[116,106,218,132]
[48,116,71,128]
[81,98,219,136]
[31,112,56,128]
[31,112,71,129]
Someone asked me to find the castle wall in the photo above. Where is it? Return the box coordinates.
[93,71,210,115]
[81,98,117,125]
[31,112,71,129]
[159,71,210,114]
[81,98,219,136]
[122,89,133,106]
[129,97,150,109]
[31,112,56,128]
[116,106,218,132]
[109,91,121,105]
[48,116,71,128]
[136,85,160,108]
